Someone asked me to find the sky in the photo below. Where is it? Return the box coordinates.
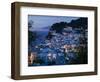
[28,15,79,31]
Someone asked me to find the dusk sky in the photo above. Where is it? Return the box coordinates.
[28,15,79,31]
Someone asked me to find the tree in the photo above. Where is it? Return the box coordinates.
[68,17,88,29]
[50,22,68,33]
[28,20,37,45]
[46,31,54,40]
[28,20,34,29]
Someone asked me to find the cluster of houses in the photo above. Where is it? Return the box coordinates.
[28,26,87,66]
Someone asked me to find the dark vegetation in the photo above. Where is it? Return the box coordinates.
[50,17,87,33]
[28,20,37,45]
